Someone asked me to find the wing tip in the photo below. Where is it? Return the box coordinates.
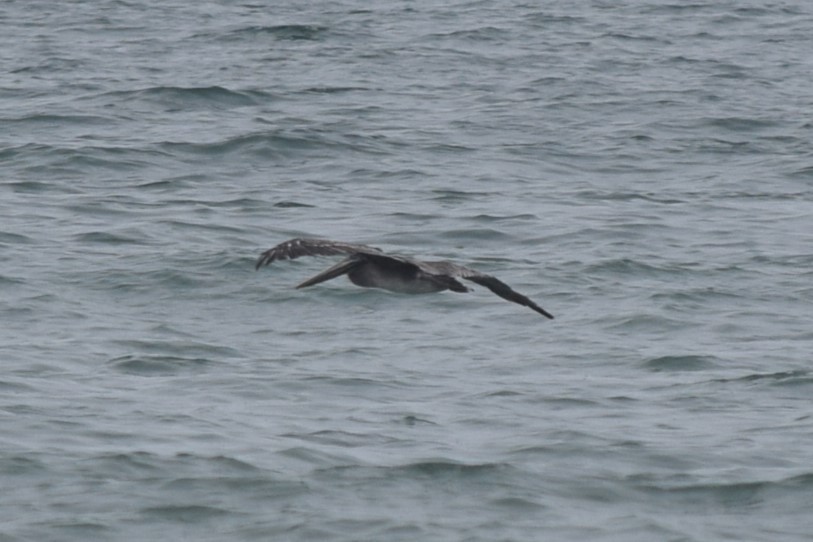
[255,251,274,270]
[531,303,554,319]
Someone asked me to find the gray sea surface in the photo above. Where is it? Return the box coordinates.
[2,1,813,540]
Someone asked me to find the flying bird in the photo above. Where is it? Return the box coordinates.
[255,238,554,319]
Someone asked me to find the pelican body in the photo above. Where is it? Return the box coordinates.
[255,238,553,319]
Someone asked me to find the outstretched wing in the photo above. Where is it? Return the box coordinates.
[295,257,365,289]
[255,238,383,270]
[465,274,554,319]
[418,260,554,319]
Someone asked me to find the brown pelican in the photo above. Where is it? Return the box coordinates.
[255,238,554,319]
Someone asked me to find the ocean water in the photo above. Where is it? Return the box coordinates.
[2,0,813,540]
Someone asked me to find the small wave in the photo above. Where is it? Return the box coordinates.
[491,496,546,511]
[400,415,436,426]
[4,142,168,174]
[469,213,539,222]
[0,143,55,162]
[157,218,246,235]
[277,446,357,467]
[301,374,402,388]
[282,430,402,448]
[605,313,689,332]
[575,189,685,204]
[0,231,34,245]
[535,396,601,408]
[479,389,524,398]
[648,288,745,304]
[73,231,145,245]
[274,200,315,208]
[5,113,110,125]
[427,26,511,42]
[524,13,586,25]
[642,355,720,372]
[602,31,663,42]
[398,460,508,478]
[585,258,685,276]
[159,130,381,159]
[101,85,270,110]
[0,455,45,475]
[133,178,192,191]
[81,451,163,475]
[422,142,476,154]
[107,354,213,376]
[230,24,328,41]
[89,267,214,294]
[4,179,81,194]
[83,451,261,477]
[788,164,813,179]
[440,228,514,242]
[0,379,36,392]
[637,472,813,503]
[44,521,110,536]
[112,339,240,359]
[704,117,781,132]
[171,453,262,473]
[430,188,499,203]
[303,86,370,94]
[139,504,231,522]
[713,370,812,387]
[316,460,511,481]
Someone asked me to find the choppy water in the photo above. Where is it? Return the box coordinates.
[3,1,813,540]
